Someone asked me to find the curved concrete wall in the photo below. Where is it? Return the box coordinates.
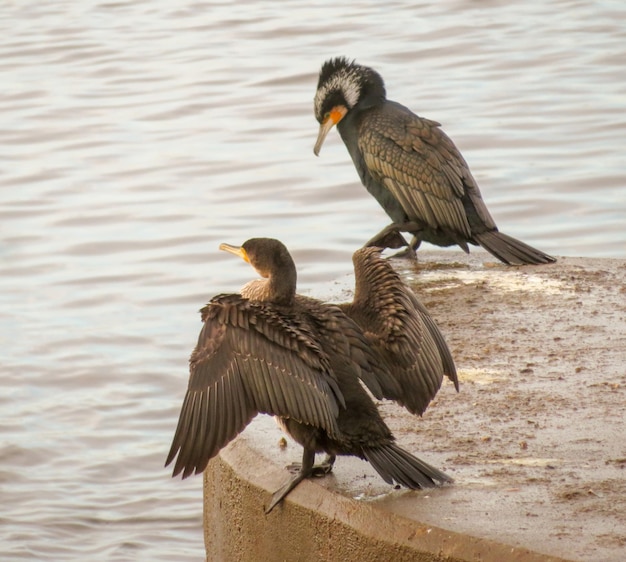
[203,439,568,562]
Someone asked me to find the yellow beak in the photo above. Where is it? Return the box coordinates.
[219,243,249,263]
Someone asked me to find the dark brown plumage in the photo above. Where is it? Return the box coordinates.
[340,245,458,417]
[314,56,556,265]
[166,238,453,513]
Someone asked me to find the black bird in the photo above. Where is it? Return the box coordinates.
[313,56,556,265]
[166,238,453,514]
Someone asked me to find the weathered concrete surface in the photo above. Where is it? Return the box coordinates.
[203,252,626,562]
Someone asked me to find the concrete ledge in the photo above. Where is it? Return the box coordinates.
[204,440,572,562]
[203,253,626,562]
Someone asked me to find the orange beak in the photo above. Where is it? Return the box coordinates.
[314,106,347,156]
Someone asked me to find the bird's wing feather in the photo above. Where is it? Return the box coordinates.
[344,248,453,415]
[295,296,388,400]
[405,290,459,392]
[166,294,344,478]
[358,106,497,235]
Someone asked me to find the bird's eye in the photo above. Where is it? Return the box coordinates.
[323,111,331,121]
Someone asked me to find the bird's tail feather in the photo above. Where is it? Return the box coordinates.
[474,230,556,265]
[363,443,452,489]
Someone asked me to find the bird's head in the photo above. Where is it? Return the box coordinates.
[220,238,295,281]
[313,57,386,156]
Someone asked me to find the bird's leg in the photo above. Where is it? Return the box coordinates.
[266,447,315,514]
[409,235,423,252]
[364,223,408,249]
[387,223,424,259]
[365,222,425,260]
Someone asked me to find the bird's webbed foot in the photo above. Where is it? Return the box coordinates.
[285,462,303,475]
[265,448,316,514]
[285,454,336,477]
[265,472,306,514]
[389,245,417,260]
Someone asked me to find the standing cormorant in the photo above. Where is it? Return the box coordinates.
[166,238,453,513]
[313,56,556,265]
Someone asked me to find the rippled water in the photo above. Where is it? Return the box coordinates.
[1,1,624,560]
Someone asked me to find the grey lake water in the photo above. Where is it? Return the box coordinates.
[1,1,624,560]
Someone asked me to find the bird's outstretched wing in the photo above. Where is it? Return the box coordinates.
[341,247,457,416]
[358,102,497,237]
[405,289,459,393]
[166,294,344,478]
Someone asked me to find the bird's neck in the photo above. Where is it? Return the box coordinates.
[241,274,296,306]
[355,76,386,111]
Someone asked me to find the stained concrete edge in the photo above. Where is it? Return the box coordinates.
[202,252,626,562]
[203,439,571,562]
